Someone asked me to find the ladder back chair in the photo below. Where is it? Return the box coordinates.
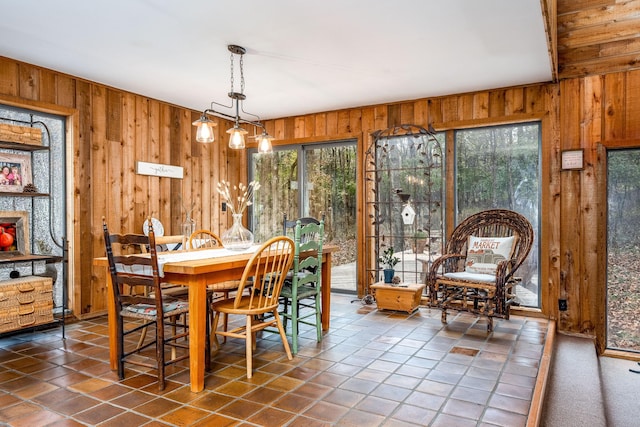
[280,219,324,354]
[427,209,534,332]
[102,217,191,391]
[283,213,322,240]
[210,235,294,378]
[188,229,241,345]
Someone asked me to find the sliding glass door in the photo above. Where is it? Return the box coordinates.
[250,141,357,292]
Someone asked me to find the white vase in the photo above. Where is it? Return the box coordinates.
[222,213,254,250]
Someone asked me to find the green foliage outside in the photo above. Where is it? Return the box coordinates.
[607,149,640,352]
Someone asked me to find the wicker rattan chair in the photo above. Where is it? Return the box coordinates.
[427,209,534,332]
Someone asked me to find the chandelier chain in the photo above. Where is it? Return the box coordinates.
[229,49,245,95]
[240,54,245,94]
[229,51,234,94]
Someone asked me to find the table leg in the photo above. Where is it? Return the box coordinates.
[321,251,332,331]
[106,274,117,370]
[188,277,207,392]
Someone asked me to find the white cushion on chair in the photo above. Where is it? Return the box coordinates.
[465,235,517,275]
[443,271,497,283]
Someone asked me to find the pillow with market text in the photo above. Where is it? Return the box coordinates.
[464,235,517,275]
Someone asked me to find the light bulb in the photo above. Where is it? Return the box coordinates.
[192,116,215,143]
[257,133,273,153]
[227,126,247,149]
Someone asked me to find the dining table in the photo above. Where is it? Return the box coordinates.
[93,243,338,393]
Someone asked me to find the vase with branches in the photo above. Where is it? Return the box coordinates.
[216,180,260,250]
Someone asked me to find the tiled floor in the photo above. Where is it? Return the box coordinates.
[0,294,548,426]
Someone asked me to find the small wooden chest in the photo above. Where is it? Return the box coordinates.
[371,282,425,313]
[0,276,53,333]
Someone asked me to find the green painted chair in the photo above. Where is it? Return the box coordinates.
[279,219,324,354]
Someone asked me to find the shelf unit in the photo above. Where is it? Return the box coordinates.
[364,124,444,291]
[0,118,67,336]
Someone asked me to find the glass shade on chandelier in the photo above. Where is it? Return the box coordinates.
[227,125,248,149]
[257,132,274,153]
[192,115,216,143]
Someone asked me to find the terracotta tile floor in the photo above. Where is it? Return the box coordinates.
[0,294,548,426]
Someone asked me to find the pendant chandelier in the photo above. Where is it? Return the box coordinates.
[192,45,274,153]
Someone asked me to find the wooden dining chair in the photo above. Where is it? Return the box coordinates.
[282,213,321,240]
[187,229,223,250]
[280,219,324,354]
[210,235,294,378]
[188,229,241,346]
[102,217,190,390]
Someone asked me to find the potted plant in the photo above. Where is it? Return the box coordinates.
[413,229,428,254]
[379,246,400,284]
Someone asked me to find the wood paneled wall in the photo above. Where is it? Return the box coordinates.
[0,54,639,351]
[0,56,245,316]
[558,0,640,80]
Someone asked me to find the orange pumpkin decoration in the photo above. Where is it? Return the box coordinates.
[0,227,14,248]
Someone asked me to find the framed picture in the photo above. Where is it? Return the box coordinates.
[0,211,30,256]
[561,149,584,171]
[0,152,32,192]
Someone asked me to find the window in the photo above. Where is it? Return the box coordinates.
[606,148,640,352]
[249,141,358,292]
[455,123,540,307]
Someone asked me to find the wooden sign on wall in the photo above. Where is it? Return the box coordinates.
[135,161,184,179]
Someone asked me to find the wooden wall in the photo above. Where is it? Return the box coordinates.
[558,0,640,79]
[1,1,640,350]
[0,56,245,316]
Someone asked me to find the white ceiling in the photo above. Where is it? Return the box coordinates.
[1,0,552,121]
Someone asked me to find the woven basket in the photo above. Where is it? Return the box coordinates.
[0,276,54,333]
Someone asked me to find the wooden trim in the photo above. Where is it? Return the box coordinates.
[355,132,366,297]
[526,320,556,427]
[541,0,559,82]
[600,138,640,149]
[264,132,362,147]
[434,112,546,130]
[594,143,607,353]
[0,93,76,117]
[0,93,78,318]
[602,348,640,362]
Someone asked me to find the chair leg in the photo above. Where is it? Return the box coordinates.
[205,297,211,371]
[211,311,221,351]
[291,298,298,355]
[136,325,148,350]
[245,315,254,378]
[222,291,229,343]
[117,318,125,380]
[315,293,322,343]
[156,320,166,391]
[169,315,178,361]
[282,297,289,330]
[273,308,293,361]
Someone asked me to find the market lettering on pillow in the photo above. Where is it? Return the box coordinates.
[465,235,517,275]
